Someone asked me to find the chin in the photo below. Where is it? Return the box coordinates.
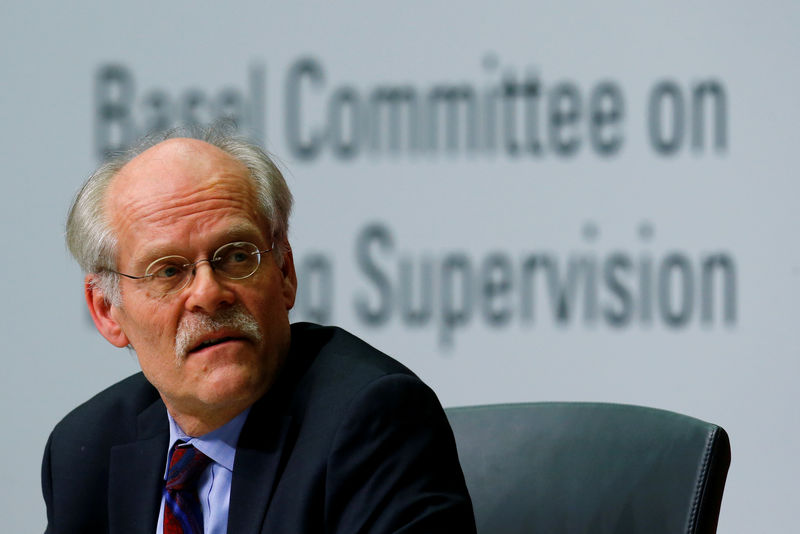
[199,364,271,406]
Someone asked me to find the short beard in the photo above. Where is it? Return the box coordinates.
[174,304,262,363]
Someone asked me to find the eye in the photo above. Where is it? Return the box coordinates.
[216,242,257,263]
[145,256,189,279]
[230,251,250,263]
[156,264,183,279]
[213,242,260,278]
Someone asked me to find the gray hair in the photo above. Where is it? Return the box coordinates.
[66,122,293,305]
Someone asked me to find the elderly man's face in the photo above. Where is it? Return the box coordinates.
[87,138,296,434]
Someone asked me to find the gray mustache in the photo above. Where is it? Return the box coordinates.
[174,305,262,361]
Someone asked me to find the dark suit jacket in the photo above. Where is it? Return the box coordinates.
[42,323,476,533]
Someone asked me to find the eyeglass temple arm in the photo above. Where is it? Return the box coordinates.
[107,270,151,281]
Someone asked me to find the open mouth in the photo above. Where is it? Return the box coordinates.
[189,336,242,354]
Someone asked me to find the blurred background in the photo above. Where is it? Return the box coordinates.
[1,1,797,531]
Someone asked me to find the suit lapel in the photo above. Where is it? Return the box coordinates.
[108,399,169,534]
[227,402,294,534]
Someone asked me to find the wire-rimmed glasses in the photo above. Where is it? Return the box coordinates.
[111,241,274,296]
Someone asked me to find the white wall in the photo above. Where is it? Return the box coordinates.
[1,1,797,531]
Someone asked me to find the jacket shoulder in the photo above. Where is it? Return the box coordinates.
[280,323,427,425]
[50,372,161,446]
[291,322,415,377]
[288,322,419,404]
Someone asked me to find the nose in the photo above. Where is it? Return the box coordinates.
[182,261,236,314]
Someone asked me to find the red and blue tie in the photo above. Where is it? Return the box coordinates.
[164,444,212,534]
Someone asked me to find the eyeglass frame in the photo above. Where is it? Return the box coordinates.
[109,241,276,296]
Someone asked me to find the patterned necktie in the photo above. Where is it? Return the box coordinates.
[164,444,212,534]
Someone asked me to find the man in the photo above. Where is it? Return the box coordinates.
[42,124,476,533]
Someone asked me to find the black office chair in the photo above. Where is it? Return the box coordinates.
[446,403,730,534]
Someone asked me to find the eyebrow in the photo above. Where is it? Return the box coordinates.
[219,223,264,243]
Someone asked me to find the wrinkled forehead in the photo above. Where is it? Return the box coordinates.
[105,138,268,261]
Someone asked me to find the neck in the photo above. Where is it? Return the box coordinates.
[165,401,252,437]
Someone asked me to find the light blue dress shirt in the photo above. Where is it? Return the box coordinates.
[155,408,250,534]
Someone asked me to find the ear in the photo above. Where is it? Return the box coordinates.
[85,275,130,348]
[278,247,298,311]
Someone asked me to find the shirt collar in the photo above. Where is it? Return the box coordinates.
[164,407,250,477]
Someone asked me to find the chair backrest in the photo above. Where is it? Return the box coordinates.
[446,402,730,534]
